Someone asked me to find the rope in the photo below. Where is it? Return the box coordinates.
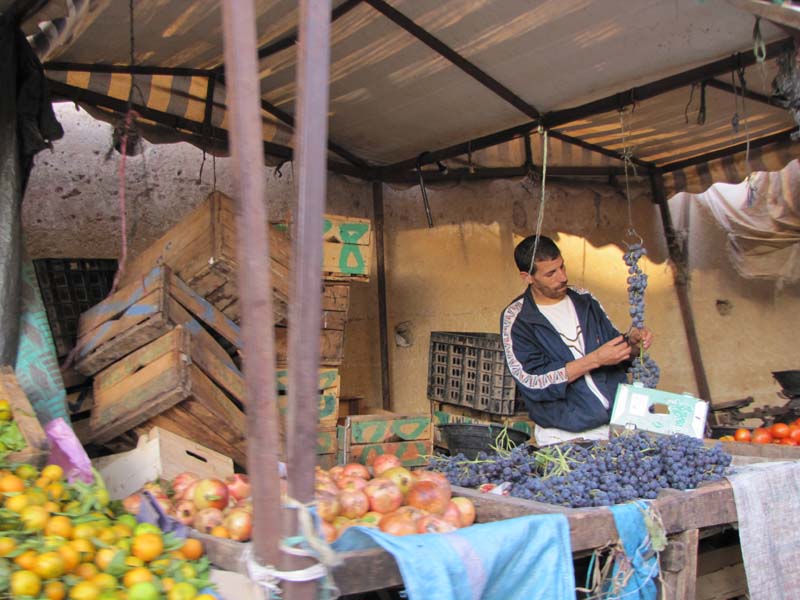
[109,109,138,294]
[244,496,342,599]
[618,109,638,234]
[527,127,549,274]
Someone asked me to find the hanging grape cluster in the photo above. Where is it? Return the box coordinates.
[430,431,731,508]
[624,242,660,387]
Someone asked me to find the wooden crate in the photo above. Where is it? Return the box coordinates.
[74,265,240,376]
[276,367,340,427]
[0,367,49,466]
[316,425,338,469]
[432,402,534,450]
[337,412,432,468]
[274,283,350,366]
[120,190,291,324]
[89,326,247,466]
[93,426,234,500]
[276,214,371,282]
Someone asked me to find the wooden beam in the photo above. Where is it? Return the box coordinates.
[364,0,540,120]
[380,164,637,184]
[45,62,209,77]
[660,128,795,172]
[549,129,654,170]
[704,77,779,107]
[373,182,392,411]
[542,38,794,129]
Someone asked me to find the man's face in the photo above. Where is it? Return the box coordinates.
[521,256,568,303]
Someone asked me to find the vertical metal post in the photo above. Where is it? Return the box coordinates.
[650,171,712,403]
[373,181,392,410]
[220,0,282,569]
[284,0,331,598]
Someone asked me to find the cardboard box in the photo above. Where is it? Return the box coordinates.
[611,383,708,439]
[0,367,50,466]
[74,265,241,376]
[338,412,432,468]
[94,426,234,500]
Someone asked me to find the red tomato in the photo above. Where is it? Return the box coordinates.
[733,428,751,443]
[771,423,790,439]
[752,430,773,444]
[780,438,798,446]
[789,427,800,443]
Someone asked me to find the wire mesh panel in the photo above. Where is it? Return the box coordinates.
[33,259,117,358]
[427,332,518,416]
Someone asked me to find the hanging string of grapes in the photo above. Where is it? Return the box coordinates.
[618,108,660,388]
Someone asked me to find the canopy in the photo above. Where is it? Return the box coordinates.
[6,0,800,191]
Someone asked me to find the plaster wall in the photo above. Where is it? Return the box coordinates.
[23,104,799,424]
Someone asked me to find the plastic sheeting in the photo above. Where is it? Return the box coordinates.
[672,159,800,283]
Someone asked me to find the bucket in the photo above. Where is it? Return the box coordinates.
[438,423,530,459]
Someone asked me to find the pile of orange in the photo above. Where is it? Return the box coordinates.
[0,462,216,600]
[719,418,800,445]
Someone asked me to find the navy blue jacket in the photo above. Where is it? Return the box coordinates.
[501,287,627,432]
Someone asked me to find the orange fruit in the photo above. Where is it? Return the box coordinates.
[47,481,65,501]
[15,549,39,570]
[123,566,154,588]
[41,464,64,482]
[70,538,96,562]
[73,522,97,540]
[33,551,66,579]
[180,538,204,560]
[75,562,99,580]
[91,572,118,590]
[68,580,101,600]
[131,532,164,562]
[45,580,67,600]
[167,582,197,600]
[21,505,50,531]
[5,493,29,512]
[58,543,81,572]
[94,547,119,571]
[11,570,42,596]
[0,473,25,492]
[15,463,39,480]
[128,581,159,600]
[45,514,74,538]
[210,525,229,538]
[112,523,133,539]
[0,535,16,556]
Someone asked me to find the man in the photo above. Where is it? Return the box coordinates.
[501,235,653,445]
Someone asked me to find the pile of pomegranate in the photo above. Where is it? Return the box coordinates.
[122,472,254,542]
[315,454,476,542]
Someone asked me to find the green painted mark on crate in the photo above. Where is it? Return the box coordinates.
[316,430,336,454]
[338,223,369,244]
[319,394,337,419]
[337,244,366,275]
[318,368,338,389]
[351,442,429,468]
[351,420,388,443]
[323,219,333,235]
[391,418,430,440]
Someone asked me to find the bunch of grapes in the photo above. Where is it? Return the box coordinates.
[623,242,660,388]
[430,430,732,508]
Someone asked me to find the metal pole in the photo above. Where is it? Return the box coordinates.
[220,0,283,568]
[373,181,392,410]
[650,172,713,403]
[284,0,331,598]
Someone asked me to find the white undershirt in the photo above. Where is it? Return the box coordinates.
[536,296,609,445]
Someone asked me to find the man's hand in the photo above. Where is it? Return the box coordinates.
[627,327,654,350]
[593,335,634,367]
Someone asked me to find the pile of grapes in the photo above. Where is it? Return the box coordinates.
[623,241,660,388]
[430,431,732,508]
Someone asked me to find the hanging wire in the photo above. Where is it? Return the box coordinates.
[527,127,549,274]
[619,109,637,232]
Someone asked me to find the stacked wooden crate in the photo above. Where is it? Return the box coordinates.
[71,190,371,470]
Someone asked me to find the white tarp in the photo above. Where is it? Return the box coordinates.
[674,159,800,282]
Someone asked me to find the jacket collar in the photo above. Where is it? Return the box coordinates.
[522,286,592,328]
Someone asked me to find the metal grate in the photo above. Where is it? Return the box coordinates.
[33,259,118,358]
[427,332,518,415]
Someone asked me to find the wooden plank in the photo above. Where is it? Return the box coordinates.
[661,529,699,600]
[342,440,431,468]
[169,272,241,350]
[707,438,800,461]
[0,367,50,465]
[695,544,747,600]
[187,366,247,447]
[322,214,371,245]
[322,241,370,280]
[322,284,350,312]
[185,328,245,405]
[316,426,338,455]
[92,329,179,393]
[166,298,238,371]
[276,369,339,426]
[274,327,344,365]
[343,413,431,444]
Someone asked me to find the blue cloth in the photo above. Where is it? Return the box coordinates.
[333,514,575,600]
[605,501,659,600]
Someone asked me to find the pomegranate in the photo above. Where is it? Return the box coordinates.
[172,499,196,525]
[122,492,142,515]
[337,489,369,519]
[223,508,253,542]
[193,478,229,511]
[315,491,341,523]
[363,477,403,514]
[371,454,402,477]
[336,476,367,492]
[450,497,476,527]
[378,511,417,536]
[319,520,337,543]
[406,480,451,515]
[381,466,414,496]
[441,502,462,528]
[328,465,346,484]
[171,472,200,498]
[225,473,252,501]
[417,514,457,534]
[193,507,224,534]
[342,462,371,480]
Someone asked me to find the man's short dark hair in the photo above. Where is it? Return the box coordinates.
[514,235,561,273]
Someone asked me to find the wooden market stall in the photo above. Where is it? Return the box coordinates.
[3,1,800,599]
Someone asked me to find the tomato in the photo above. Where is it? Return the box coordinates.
[752,430,773,444]
[780,438,798,446]
[771,422,790,439]
[733,428,751,442]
